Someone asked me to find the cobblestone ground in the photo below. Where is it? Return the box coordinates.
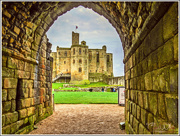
[29,104,125,134]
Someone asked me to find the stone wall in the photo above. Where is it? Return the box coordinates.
[124,3,178,134]
[2,34,53,134]
[107,76,125,86]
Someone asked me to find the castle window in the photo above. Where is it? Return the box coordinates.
[79,59,82,64]
[85,49,87,54]
[58,52,60,55]
[64,61,66,64]
[89,52,92,61]
[79,67,82,72]
[73,48,75,55]
[79,48,81,55]
[66,69,68,72]
[73,60,75,64]
[107,55,109,62]
[97,52,99,63]
[65,51,67,56]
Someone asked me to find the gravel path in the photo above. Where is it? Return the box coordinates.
[29,104,125,134]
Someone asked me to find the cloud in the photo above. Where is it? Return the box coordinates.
[47,6,124,76]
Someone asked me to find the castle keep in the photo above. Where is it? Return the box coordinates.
[51,31,113,83]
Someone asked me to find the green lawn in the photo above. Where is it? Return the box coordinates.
[52,83,67,89]
[53,91,118,104]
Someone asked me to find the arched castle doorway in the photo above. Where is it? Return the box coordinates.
[2,2,178,134]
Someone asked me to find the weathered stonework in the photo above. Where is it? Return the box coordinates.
[2,1,178,134]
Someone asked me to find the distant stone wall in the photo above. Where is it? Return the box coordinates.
[107,76,125,86]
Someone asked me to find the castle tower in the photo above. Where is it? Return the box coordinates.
[72,31,79,45]
[71,32,89,82]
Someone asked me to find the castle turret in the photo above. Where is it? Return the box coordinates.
[102,45,106,51]
[72,31,79,45]
[70,32,89,82]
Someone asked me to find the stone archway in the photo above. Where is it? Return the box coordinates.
[2,2,178,134]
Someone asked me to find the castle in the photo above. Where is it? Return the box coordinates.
[51,31,113,83]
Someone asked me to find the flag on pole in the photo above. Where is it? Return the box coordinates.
[76,26,78,29]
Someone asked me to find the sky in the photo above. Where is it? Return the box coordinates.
[47,6,124,76]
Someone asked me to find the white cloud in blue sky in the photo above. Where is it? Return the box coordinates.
[47,6,124,76]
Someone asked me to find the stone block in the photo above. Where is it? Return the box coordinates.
[17,99,26,110]
[132,103,137,118]
[16,120,24,130]
[151,51,159,71]
[147,112,154,133]
[139,123,144,134]
[149,92,158,115]
[133,117,139,133]
[174,34,178,61]
[142,58,148,74]
[14,26,20,35]
[30,98,35,106]
[18,60,25,70]
[143,92,149,110]
[2,125,11,134]
[136,77,141,90]
[158,93,167,120]
[163,3,178,42]
[2,55,7,67]
[144,127,151,134]
[130,79,133,89]
[2,101,11,113]
[165,96,178,127]
[11,99,16,112]
[159,38,174,68]
[2,67,15,78]
[145,72,153,90]
[25,98,31,107]
[18,109,27,119]
[24,117,29,124]
[133,78,137,90]
[140,75,145,90]
[2,89,7,101]
[150,19,163,51]
[27,107,35,116]
[3,78,18,89]
[143,35,151,57]
[138,91,143,108]
[7,57,18,69]
[141,108,147,126]
[170,65,178,93]
[29,88,34,97]
[24,62,33,72]
[11,122,17,134]
[137,105,141,120]
[5,111,18,125]
[8,89,16,100]
[28,116,34,125]
[2,114,5,127]
[152,66,170,92]
[40,88,45,96]
[130,114,134,127]
[18,88,29,98]
[31,49,37,59]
